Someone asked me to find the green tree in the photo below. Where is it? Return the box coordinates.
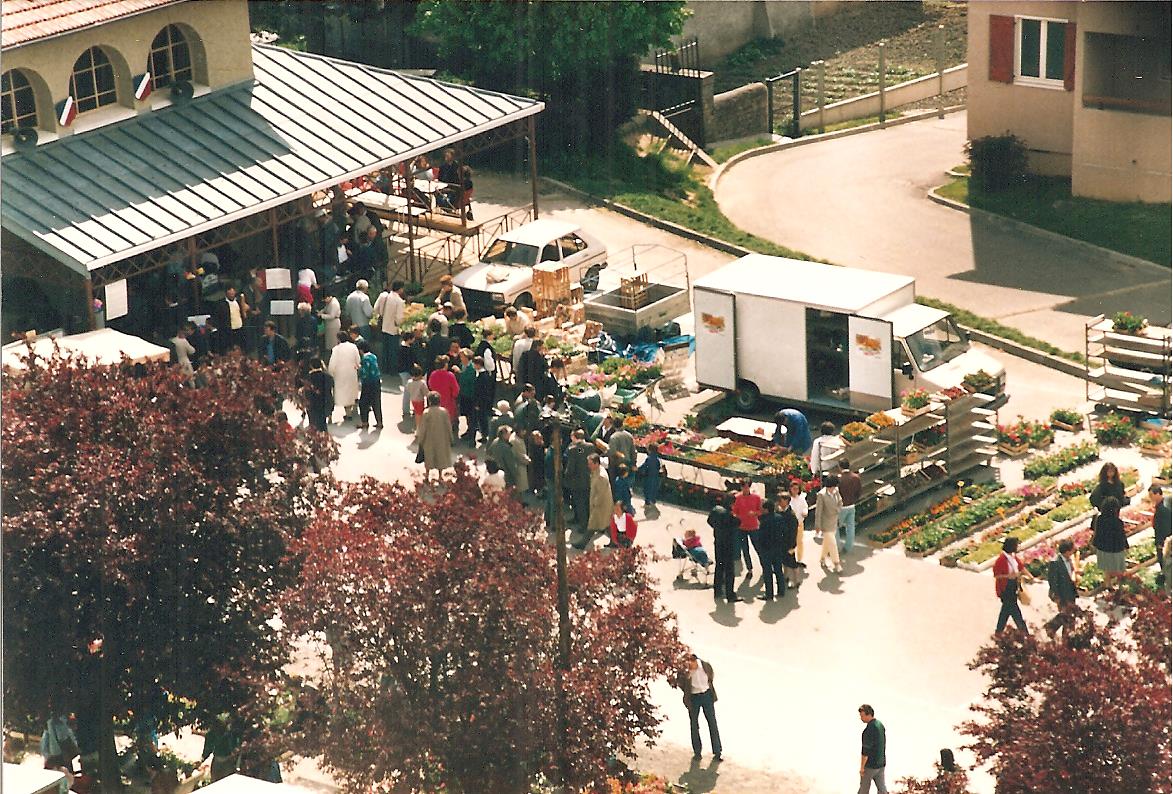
[412,0,688,152]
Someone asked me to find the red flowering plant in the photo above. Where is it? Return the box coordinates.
[995,417,1031,446]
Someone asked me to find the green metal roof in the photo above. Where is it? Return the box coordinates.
[0,44,543,275]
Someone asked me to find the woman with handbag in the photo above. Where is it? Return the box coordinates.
[993,537,1032,633]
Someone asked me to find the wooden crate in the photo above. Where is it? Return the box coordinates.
[619,273,650,309]
[534,263,572,301]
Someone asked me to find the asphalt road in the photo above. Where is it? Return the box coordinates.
[715,112,1172,354]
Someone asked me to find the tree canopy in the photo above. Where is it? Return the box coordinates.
[282,466,685,793]
[2,351,335,782]
[412,0,689,150]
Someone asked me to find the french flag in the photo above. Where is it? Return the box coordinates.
[134,72,152,102]
[56,96,77,127]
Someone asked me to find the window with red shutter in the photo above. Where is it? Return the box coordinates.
[989,15,1015,83]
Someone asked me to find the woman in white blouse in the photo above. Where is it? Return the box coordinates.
[788,479,809,565]
[319,294,341,349]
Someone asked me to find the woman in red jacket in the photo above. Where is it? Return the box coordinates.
[427,355,461,433]
[993,537,1033,633]
[609,501,638,548]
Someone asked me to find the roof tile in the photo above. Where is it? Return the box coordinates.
[2,0,186,49]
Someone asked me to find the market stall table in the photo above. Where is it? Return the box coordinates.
[716,417,780,449]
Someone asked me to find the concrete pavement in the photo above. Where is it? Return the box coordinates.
[714,112,1171,353]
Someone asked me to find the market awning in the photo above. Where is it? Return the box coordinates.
[2,328,172,369]
[0,44,543,277]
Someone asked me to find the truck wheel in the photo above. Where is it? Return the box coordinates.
[515,293,534,311]
[734,381,760,412]
[582,265,603,293]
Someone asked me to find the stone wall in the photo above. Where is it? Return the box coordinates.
[676,0,846,64]
[710,82,769,142]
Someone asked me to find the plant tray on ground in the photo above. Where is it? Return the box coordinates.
[1022,440,1100,480]
[902,491,1026,555]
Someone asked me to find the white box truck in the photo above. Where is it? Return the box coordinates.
[693,255,1008,414]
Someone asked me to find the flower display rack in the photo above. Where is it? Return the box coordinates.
[1085,314,1171,418]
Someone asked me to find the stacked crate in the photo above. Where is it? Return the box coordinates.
[619,273,650,309]
[533,262,576,318]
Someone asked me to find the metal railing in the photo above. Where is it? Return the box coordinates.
[652,36,701,77]
[765,68,802,138]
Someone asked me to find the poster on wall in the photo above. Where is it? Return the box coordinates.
[264,268,292,290]
[105,280,128,320]
[269,300,295,316]
[847,316,892,403]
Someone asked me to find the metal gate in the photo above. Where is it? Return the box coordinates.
[765,68,802,138]
[644,37,704,144]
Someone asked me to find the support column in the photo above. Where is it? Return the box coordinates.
[878,43,887,127]
[936,25,946,119]
[817,60,826,134]
[84,277,96,331]
[527,115,540,219]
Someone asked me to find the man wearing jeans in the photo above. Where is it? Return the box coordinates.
[837,459,862,554]
[372,280,406,379]
[677,655,722,761]
[857,704,887,794]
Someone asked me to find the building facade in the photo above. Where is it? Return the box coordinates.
[967,1,1171,203]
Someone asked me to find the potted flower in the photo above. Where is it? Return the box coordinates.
[1111,311,1148,335]
[1092,412,1138,446]
[840,421,875,445]
[1154,460,1172,487]
[1017,483,1048,503]
[900,388,933,418]
[1049,407,1083,433]
[938,385,967,402]
[995,419,1029,457]
[1138,428,1171,457]
[962,369,997,395]
[865,411,897,430]
[900,443,921,465]
[1027,420,1055,449]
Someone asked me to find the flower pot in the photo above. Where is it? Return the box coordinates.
[997,442,1029,457]
[901,404,931,418]
[1029,437,1052,449]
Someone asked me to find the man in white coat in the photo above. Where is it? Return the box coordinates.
[327,335,361,422]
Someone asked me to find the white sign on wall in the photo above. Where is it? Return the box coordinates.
[105,280,128,320]
[848,315,893,402]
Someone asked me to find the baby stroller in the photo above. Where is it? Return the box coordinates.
[670,524,711,584]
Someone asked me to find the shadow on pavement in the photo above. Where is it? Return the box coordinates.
[949,213,1172,321]
[677,756,722,793]
[709,600,742,627]
[758,594,799,624]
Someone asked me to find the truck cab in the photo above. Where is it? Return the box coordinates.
[453,219,607,316]
[885,304,1008,409]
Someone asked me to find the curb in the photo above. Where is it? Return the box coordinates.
[538,176,1091,381]
[709,104,967,192]
[926,185,1167,273]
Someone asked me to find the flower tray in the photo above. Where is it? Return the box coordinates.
[1029,438,1053,450]
[1139,443,1171,458]
[900,403,932,418]
[997,442,1029,458]
[1051,420,1080,433]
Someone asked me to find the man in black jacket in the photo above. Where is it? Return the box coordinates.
[1151,485,1171,586]
[756,498,798,600]
[472,357,496,445]
[708,503,741,603]
[1044,539,1078,636]
[564,429,593,531]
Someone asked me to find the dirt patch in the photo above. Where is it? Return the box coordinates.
[713,0,968,104]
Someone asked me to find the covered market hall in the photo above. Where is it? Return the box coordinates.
[1,29,543,344]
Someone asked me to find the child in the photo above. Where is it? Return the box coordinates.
[683,529,712,567]
[612,463,635,515]
[404,364,428,428]
[637,444,662,508]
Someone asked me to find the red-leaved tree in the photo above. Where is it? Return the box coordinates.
[960,592,1171,794]
[2,351,336,787]
[281,465,685,793]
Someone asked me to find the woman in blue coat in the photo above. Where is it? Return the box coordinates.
[637,443,663,508]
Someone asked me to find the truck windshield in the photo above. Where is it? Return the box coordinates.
[482,239,538,267]
[905,317,968,371]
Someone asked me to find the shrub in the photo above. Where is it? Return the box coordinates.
[965,133,1028,192]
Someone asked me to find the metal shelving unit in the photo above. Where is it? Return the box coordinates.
[1086,315,1172,418]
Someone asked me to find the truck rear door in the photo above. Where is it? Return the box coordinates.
[694,287,736,390]
[847,316,895,412]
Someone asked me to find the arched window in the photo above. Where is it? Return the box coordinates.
[1,69,37,133]
[69,47,118,112]
[148,25,193,89]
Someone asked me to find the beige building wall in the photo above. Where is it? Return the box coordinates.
[968,0,1171,201]
[1069,2,1171,202]
[1,0,253,136]
[967,1,1078,177]
[673,1,843,65]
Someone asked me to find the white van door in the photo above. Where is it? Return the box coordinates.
[847,316,894,412]
[694,287,736,390]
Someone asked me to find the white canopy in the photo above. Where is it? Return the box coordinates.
[2,764,67,794]
[2,329,171,370]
